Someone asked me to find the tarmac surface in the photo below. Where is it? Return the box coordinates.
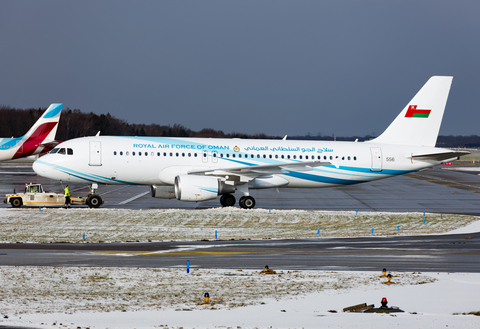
[2,161,480,214]
[0,232,479,272]
[1,161,480,273]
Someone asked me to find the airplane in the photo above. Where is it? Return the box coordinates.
[0,103,63,161]
[32,77,468,209]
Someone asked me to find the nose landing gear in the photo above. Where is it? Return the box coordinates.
[86,183,103,208]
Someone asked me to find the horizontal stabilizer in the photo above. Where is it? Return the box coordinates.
[411,151,469,161]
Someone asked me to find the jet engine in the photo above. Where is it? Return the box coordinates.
[174,175,235,202]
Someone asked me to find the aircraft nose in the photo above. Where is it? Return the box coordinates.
[33,158,54,178]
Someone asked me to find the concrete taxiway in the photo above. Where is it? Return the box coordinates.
[0,232,479,272]
[2,162,480,214]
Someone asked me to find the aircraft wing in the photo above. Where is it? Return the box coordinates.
[411,150,470,161]
[188,161,331,180]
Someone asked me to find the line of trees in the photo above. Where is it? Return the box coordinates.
[1,105,479,148]
[0,105,273,141]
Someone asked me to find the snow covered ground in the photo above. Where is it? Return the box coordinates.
[0,208,479,328]
[0,208,477,242]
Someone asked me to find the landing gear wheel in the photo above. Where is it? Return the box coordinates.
[220,194,236,207]
[86,194,103,208]
[11,198,22,208]
[239,196,255,209]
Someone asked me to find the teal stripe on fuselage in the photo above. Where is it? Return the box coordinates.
[323,165,412,176]
[286,171,363,185]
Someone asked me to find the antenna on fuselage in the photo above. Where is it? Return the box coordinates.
[282,135,287,140]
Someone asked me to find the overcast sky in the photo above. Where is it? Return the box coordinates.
[1,1,479,137]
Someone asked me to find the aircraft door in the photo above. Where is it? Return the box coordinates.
[89,141,102,166]
[202,151,208,163]
[212,151,218,163]
[370,147,382,172]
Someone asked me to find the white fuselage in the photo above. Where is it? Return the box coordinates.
[33,136,452,188]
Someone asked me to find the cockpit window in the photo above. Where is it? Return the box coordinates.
[58,148,66,155]
[50,148,59,154]
[67,148,73,155]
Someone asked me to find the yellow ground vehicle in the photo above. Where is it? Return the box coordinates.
[3,183,102,208]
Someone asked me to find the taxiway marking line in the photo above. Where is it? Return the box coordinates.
[118,191,149,205]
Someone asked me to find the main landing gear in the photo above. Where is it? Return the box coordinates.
[219,193,256,209]
[86,183,103,208]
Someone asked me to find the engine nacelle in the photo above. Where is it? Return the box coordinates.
[174,175,235,202]
[150,185,176,199]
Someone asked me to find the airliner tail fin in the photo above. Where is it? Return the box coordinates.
[24,103,63,144]
[369,76,452,147]
[11,103,63,159]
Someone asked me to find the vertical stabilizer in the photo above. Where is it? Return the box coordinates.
[12,103,63,159]
[369,76,452,147]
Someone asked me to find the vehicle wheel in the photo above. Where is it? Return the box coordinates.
[239,196,246,208]
[222,194,236,207]
[11,198,22,208]
[220,194,226,207]
[242,196,255,209]
[87,194,103,208]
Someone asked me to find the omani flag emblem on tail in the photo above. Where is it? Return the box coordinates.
[405,105,431,118]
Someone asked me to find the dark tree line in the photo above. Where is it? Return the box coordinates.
[1,105,479,148]
[0,105,276,141]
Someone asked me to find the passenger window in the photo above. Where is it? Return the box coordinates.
[176,153,179,157]
[126,151,129,156]
[257,154,260,158]
[139,152,142,156]
[354,156,357,160]
[188,153,191,157]
[133,152,136,156]
[220,153,223,158]
[170,152,173,157]
[348,156,351,160]
[157,152,160,156]
[182,153,185,157]
[342,156,345,160]
[164,152,167,156]
[275,155,278,159]
[232,154,235,158]
[306,155,309,160]
[287,155,290,159]
[251,154,254,158]
[114,151,117,156]
[151,152,154,156]
[330,156,333,160]
[120,151,123,156]
[239,154,242,158]
[194,153,197,157]
[281,155,284,159]
[299,155,302,160]
[227,154,230,158]
[269,155,272,159]
[324,156,327,160]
